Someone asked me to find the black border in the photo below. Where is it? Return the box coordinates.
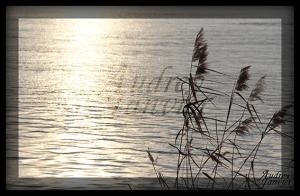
[1,0,298,6]
[3,1,296,192]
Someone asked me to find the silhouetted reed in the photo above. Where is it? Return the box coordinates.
[146,28,293,190]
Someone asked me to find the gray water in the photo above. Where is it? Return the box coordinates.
[7,18,292,188]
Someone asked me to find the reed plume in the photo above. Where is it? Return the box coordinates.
[269,105,292,130]
[249,75,266,102]
[192,28,208,78]
[234,117,254,135]
[235,66,251,91]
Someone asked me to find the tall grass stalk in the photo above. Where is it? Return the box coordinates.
[146,28,293,190]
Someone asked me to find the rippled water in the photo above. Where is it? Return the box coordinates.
[7,18,292,187]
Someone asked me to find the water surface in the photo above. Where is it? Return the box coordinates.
[10,19,286,180]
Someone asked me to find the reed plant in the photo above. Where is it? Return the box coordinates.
[146,28,294,190]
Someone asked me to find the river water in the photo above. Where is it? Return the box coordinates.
[6,18,293,189]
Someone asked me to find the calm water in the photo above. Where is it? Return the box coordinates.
[7,18,292,188]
